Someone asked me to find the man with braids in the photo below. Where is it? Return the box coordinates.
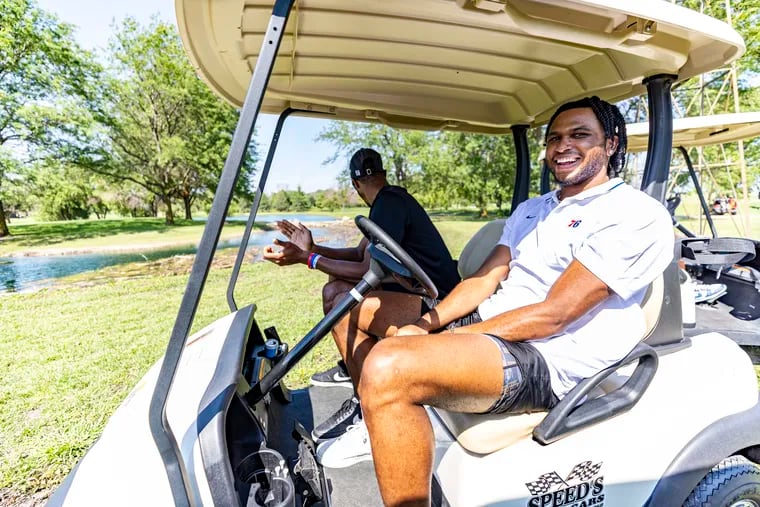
[316,97,674,505]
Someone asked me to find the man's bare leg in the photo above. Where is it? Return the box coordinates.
[330,291,426,388]
[358,333,505,507]
[322,278,355,315]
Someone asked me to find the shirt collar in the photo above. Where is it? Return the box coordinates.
[552,177,625,204]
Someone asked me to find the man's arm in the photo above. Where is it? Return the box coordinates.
[276,220,365,262]
[398,245,511,334]
[263,236,372,282]
[454,258,610,340]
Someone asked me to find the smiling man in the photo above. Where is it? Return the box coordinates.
[315,96,674,506]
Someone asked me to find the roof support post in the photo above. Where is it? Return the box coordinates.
[148,1,296,504]
[677,145,718,239]
[510,124,531,214]
[641,74,677,204]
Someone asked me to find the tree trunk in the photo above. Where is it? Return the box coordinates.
[0,200,9,237]
[182,195,193,220]
[162,196,175,225]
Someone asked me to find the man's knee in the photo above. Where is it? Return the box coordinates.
[358,340,410,404]
[322,280,351,313]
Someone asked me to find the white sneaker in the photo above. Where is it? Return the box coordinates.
[694,283,728,303]
[316,420,372,468]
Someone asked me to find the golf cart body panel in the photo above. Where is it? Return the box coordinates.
[48,308,258,507]
[176,0,744,133]
[431,332,759,506]
[50,1,759,506]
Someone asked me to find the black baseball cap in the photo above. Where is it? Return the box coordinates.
[349,148,385,180]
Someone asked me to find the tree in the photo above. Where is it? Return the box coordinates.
[317,121,430,187]
[86,18,257,224]
[445,133,516,216]
[0,0,97,235]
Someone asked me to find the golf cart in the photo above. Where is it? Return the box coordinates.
[48,1,760,506]
[626,113,760,346]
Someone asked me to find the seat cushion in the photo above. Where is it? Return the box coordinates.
[433,374,628,454]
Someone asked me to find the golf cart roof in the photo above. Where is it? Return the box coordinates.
[176,0,744,134]
[627,112,760,152]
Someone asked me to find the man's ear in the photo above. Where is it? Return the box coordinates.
[606,136,619,156]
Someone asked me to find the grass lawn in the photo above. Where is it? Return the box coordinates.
[0,217,259,256]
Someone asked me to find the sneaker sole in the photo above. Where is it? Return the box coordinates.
[318,452,373,469]
[309,379,353,388]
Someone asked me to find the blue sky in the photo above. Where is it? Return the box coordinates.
[37,0,343,192]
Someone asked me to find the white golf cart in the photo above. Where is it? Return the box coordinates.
[626,113,760,347]
[48,1,759,506]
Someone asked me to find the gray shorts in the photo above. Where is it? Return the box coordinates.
[420,298,557,414]
[480,335,558,414]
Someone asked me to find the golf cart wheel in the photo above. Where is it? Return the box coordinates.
[684,455,760,507]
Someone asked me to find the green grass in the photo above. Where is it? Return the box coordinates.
[675,194,760,238]
[0,260,331,494]
[0,217,261,256]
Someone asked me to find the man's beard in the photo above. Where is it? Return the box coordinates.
[550,149,608,188]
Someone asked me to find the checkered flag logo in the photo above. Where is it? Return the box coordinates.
[524,472,568,496]
[565,461,603,483]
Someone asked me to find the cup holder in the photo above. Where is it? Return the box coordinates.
[235,446,295,507]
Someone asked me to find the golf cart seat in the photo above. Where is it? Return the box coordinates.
[457,219,507,279]
[432,274,663,455]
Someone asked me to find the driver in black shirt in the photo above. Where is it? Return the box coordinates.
[263,147,459,444]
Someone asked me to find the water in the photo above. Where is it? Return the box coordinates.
[0,214,343,294]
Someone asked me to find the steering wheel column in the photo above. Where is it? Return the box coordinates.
[247,215,437,404]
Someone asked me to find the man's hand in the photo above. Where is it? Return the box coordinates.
[394,324,429,337]
[276,220,314,252]
[263,239,308,266]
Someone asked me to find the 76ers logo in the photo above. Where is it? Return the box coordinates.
[568,219,582,228]
[525,461,604,506]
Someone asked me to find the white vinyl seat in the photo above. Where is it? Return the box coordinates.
[432,274,665,455]
[457,219,507,280]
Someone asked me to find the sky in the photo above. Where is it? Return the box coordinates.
[36,0,343,193]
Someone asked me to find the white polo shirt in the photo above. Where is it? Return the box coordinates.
[477,178,673,397]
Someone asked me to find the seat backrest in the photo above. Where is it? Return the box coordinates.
[640,274,664,339]
[457,219,507,279]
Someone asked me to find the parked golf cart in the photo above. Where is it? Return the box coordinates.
[48,1,759,506]
[626,113,760,346]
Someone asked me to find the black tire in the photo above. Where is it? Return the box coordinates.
[683,455,760,507]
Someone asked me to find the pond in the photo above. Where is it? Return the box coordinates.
[0,214,347,294]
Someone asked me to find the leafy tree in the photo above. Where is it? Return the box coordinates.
[0,0,97,235]
[270,190,291,211]
[317,121,430,187]
[84,18,257,224]
[445,133,516,216]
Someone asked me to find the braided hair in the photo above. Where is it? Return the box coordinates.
[544,96,628,177]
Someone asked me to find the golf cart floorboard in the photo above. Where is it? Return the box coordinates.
[266,384,383,507]
[688,301,760,347]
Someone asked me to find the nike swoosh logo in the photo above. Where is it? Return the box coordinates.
[526,215,536,219]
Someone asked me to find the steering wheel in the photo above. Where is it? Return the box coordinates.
[355,216,438,299]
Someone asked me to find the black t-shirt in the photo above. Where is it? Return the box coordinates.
[369,185,459,297]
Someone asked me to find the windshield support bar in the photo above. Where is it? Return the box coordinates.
[540,163,551,195]
[677,145,718,238]
[227,108,332,311]
[148,1,296,504]
[641,75,677,203]
[247,276,378,404]
[510,125,531,213]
